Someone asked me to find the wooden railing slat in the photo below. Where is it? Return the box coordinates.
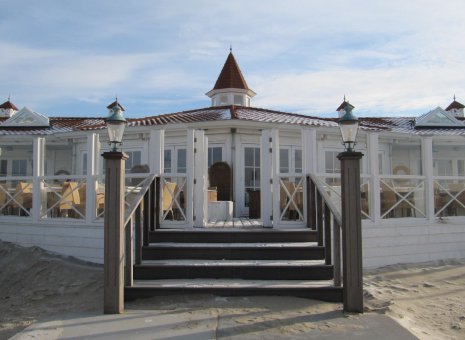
[135,205,142,265]
[316,191,323,246]
[333,217,341,287]
[124,220,133,287]
[324,203,331,265]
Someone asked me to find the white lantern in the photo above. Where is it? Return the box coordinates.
[338,105,359,152]
[106,104,127,152]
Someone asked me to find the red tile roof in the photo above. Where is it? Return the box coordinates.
[0,100,18,110]
[445,100,465,111]
[0,117,105,135]
[2,105,465,136]
[212,52,250,91]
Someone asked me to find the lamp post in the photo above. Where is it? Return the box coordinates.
[337,104,364,313]
[103,102,128,314]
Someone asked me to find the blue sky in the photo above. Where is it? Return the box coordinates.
[1,0,465,118]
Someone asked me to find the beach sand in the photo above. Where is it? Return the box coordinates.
[364,259,465,340]
[0,240,464,339]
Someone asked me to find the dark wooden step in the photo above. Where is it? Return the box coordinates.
[149,229,317,243]
[142,243,325,260]
[125,280,342,302]
[133,260,334,280]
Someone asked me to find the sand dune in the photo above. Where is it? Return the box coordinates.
[0,240,464,339]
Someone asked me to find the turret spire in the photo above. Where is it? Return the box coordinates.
[206,51,256,107]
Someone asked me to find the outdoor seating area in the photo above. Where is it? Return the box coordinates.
[0,181,33,216]
[435,181,465,216]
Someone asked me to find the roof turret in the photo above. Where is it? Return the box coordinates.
[206,51,256,107]
[0,99,18,111]
[445,96,465,111]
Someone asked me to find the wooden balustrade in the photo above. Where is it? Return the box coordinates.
[307,174,342,287]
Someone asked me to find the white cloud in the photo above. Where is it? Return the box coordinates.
[252,62,465,116]
[1,0,465,116]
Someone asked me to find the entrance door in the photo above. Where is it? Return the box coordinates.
[240,146,260,217]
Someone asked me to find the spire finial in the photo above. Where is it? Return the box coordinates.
[8,93,11,101]
[344,94,346,102]
[454,94,456,101]
[230,45,232,53]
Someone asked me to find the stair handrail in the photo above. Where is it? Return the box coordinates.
[307,173,342,226]
[124,174,156,226]
[124,173,160,288]
[307,172,342,287]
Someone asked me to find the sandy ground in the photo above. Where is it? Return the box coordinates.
[0,241,103,339]
[0,240,464,339]
[364,259,465,340]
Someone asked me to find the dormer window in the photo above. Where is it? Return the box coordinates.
[415,107,464,129]
[1,107,50,127]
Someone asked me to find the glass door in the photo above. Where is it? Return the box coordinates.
[243,146,260,217]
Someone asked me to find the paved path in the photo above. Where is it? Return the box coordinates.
[11,296,417,340]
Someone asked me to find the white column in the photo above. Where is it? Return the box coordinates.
[302,129,316,225]
[368,133,381,223]
[260,129,273,227]
[186,129,195,227]
[422,137,434,221]
[86,133,99,224]
[271,129,281,226]
[233,129,241,217]
[32,137,45,221]
[149,129,165,174]
[193,130,207,227]
[302,128,317,174]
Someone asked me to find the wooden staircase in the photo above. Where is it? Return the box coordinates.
[125,228,342,302]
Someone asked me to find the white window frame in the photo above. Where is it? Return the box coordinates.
[164,146,187,174]
[279,146,302,174]
[208,145,224,167]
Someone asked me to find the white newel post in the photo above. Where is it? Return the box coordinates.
[422,137,434,221]
[149,129,165,174]
[186,129,195,227]
[86,133,99,224]
[260,129,273,227]
[368,133,381,223]
[193,130,208,227]
[271,129,281,226]
[32,137,45,221]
